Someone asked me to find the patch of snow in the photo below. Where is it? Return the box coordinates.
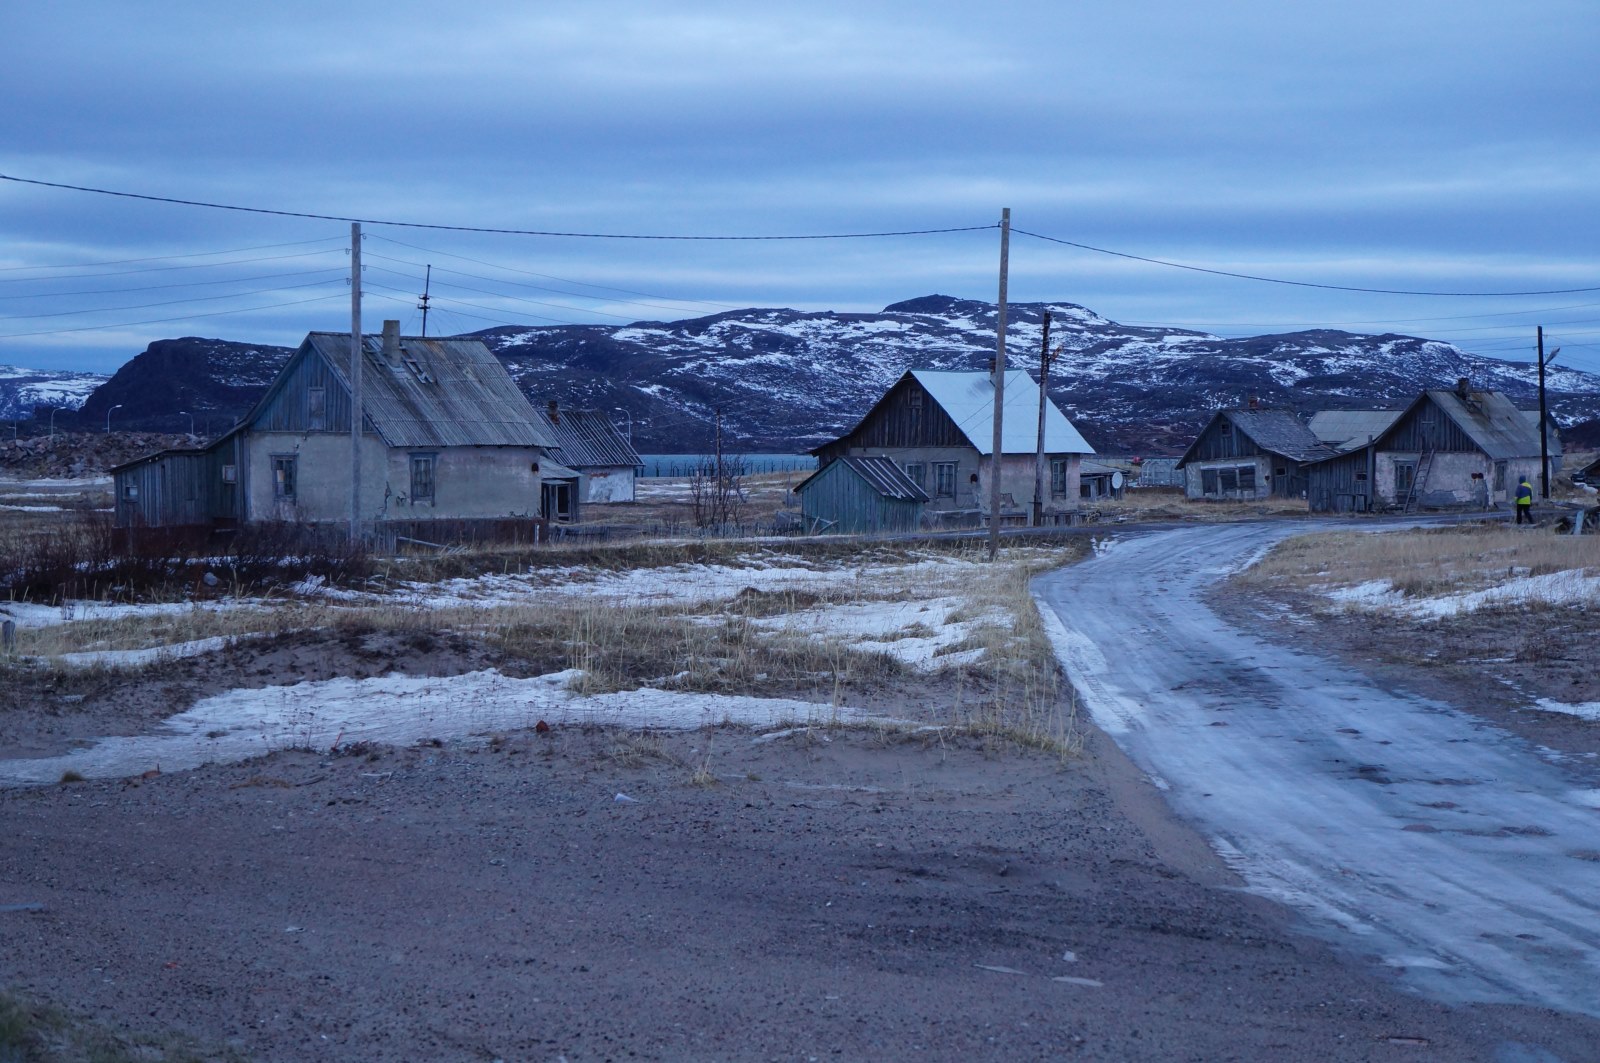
[50,635,240,669]
[0,669,886,785]
[1532,699,1600,722]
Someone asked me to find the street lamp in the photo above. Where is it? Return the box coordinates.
[178,410,195,437]
[612,407,632,444]
[106,404,123,434]
[47,407,58,439]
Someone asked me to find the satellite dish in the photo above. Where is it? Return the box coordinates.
[1110,471,1124,489]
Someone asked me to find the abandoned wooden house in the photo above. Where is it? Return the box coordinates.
[531,403,643,509]
[1174,407,1338,500]
[113,321,560,532]
[1306,382,1559,513]
[812,369,1095,524]
[1080,460,1127,502]
[792,455,929,534]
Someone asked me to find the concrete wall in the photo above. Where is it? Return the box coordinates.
[244,432,543,523]
[839,446,1081,516]
[582,466,636,504]
[1373,451,1540,508]
[1183,456,1271,500]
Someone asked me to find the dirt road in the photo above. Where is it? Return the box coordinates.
[1034,522,1600,1026]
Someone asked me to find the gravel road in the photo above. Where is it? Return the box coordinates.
[1034,521,1600,1024]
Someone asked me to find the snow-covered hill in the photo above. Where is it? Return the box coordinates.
[50,296,1600,452]
[0,364,108,420]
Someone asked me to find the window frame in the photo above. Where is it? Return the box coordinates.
[933,461,957,499]
[1050,458,1068,499]
[271,455,297,500]
[307,387,327,431]
[904,462,926,490]
[410,453,438,503]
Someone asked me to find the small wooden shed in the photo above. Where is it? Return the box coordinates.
[793,456,929,535]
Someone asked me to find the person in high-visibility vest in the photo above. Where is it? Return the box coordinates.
[1515,476,1534,524]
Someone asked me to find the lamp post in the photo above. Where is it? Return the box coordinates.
[106,404,123,434]
[48,407,58,439]
[612,407,632,444]
[178,410,195,437]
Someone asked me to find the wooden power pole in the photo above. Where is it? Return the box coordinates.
[1537,325,1550,500]
[350,222,363,541]
[987,207,1010,561]
[1032,312,1052,527]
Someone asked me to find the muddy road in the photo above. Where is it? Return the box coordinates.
[1034,522,1600,1021]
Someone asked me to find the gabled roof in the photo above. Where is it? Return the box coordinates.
[793,456,930,502]
[1406,389,1543,460]
[1177,408,1337,468]
[531,407,641,469]
[298,332,557,449]
[1307,409,1403,452]
[907,370,1095,455]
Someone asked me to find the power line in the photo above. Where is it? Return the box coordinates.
[0,292,347,340]
[0,266,349,301]
[366,234,746,312]
[1012,227,1600,297]
[0,235,344,273]
[0,277,343,321]
[0,247,348,284]
[364,265,641,322]
[0,173,995,241]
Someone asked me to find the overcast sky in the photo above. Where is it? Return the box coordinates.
[3,0,1597,374]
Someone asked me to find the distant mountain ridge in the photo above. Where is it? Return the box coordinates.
[46,296,1600,453]
[0,364,108,421]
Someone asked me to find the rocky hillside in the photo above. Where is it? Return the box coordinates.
[0,364,107,422]
[43,297,1600,454]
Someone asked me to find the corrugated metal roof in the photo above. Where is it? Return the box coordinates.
[794,456,930,501]
[531,407,642,469]
[539,460,581,480]
[1308,409,1403,452]
[306,332,557,449]
[910,370,1095,456]
[1424,389,1543,460]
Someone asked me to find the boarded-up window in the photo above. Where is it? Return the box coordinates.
[904,462,925,488]
[271,456,296,499]
[1050,459,1068,498]
[307,387,326,431]
[1201,468,1219,494]
[934,462,957,498]
[410,454,437,502]
[1238,465,1256,491]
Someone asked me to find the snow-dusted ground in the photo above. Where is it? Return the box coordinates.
[0,669,886,786]
[749,595,1002,669]
[1533,698,1600,722]
[1323,569,1600,619]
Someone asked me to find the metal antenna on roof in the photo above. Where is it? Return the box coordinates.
[418,264,432,338]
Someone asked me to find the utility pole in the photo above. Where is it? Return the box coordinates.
[987,207,1010,561]
[418,264,432,338]
[1536,325,1560,500]
[350,222,363,542]
[1032,312,1051,527]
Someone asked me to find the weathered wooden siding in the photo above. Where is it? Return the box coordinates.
[248,350,356,434]
[1383,396,1478,453]
[1307,450,1373,513]
[816,377,967,459]
[1185,417,1266,463]
[798,460,925,534]
[113,441,242,528]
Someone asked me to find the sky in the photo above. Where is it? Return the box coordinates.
[2,0,1598,375]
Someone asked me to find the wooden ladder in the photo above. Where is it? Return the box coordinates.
[1403,450,1435,513]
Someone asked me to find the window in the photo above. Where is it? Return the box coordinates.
[1220,421,1232,435]
[1494,461,1507,492]
[271,455,296,499]
[1238,465,1256,491]
[934,462,957,498]
[1394,462,1417,497]
[307,387,326,431]
[1201,468,1219,494]
[1218,468,1238,493]
[908,388,923,411]
[1050,459,1068,499]
[121,480,139,501]
[221,464,237,484]
[410,454,437,503]
[904,462,925,489]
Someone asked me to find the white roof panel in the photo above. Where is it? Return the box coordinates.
[911,369,1094,456]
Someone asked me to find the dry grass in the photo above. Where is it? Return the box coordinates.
[1091,487,1311,524]
[1236,523,1600,599]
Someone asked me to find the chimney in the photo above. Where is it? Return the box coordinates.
[381,320,402,367]
[1456,377,1470,399]
[547,399,559,426]
[1247,394,1259,410]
